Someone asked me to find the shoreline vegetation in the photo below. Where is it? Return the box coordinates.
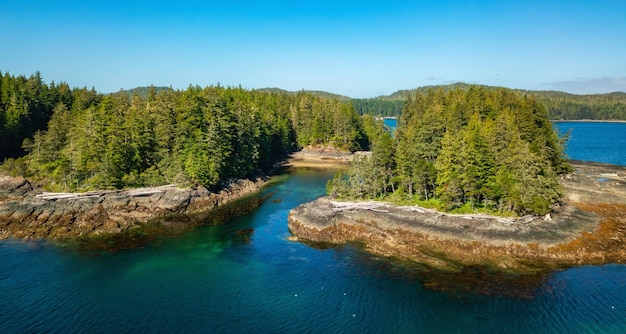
[330,88,570,217]
[288,160,626,273]
[0,149,353,241]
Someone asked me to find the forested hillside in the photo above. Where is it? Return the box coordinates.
[534,91,626,120]
[119,86,172,99]
[329,86,570,216]
[352,99,403,117]
[353,83,626,120]
[255,88,351,101]
[1,73,368,191]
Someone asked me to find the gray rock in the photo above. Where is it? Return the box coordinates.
[0,176,267,239]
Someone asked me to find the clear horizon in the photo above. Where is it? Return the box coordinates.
[1,0,625,98]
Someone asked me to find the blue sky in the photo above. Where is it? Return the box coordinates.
[1,0,625,98]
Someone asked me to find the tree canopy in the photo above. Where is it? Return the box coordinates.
[2,72,368,191]
[353,83,626,121]
[0,71,76,160]
[329,87,570,216]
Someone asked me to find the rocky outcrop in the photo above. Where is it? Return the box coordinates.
[288,162,626,273]
[0,177,267,239]
[286,149,353,169]
[0,176,34,202]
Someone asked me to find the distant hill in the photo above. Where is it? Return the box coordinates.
[255,87,351,101]
[118,84,626,121]
[520,90,626,120]
[380,82,626,102]
[118,86,172,99]
[355,83,626,120]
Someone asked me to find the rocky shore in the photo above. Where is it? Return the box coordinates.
[0,176,267,239]
[288,161,626,272]
[0,148,346,241]
[285,147,353,169]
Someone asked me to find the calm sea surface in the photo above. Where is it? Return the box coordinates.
[553,122,626,166]
[1,123,626,333]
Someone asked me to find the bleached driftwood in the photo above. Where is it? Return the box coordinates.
[36,191,107,200]
[36,184,178,200]
[330,200,389,212]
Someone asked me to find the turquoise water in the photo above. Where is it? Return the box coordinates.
[554,122,626,166]
[383,117,397,134]
[1,123,626,332]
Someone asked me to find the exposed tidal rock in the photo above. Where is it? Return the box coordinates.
[288,196,626,273]
[0,176,267,239]
[286,149,353,169]
[288,161,626,272]
[0,176,34,203]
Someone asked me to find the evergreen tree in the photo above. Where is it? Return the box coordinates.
[331,86,569,216]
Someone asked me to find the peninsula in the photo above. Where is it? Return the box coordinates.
[289,87,625,274]
[288,161,626,272]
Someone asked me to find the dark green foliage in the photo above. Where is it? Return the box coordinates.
[352,99,404,117]
[330,87,570,216]
[255,88,351,101]
[21,86,298,190]
[3,72,368,191]
[118,86,172,99]
[534,91,626,120]
[327,117,395,199]
[0,71,75,159]
[291,93,367,152]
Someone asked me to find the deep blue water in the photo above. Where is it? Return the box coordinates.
[553,122,626,166]
[383,117,397,134]
[1,123,626,333]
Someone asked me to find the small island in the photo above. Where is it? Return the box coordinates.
[289,161,626,272]
[289,88,626,274]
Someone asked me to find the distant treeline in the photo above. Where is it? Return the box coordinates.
[352,83,626,120]
[1,71,368,191]
[534,91,626,120]
[352,99,404,117]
